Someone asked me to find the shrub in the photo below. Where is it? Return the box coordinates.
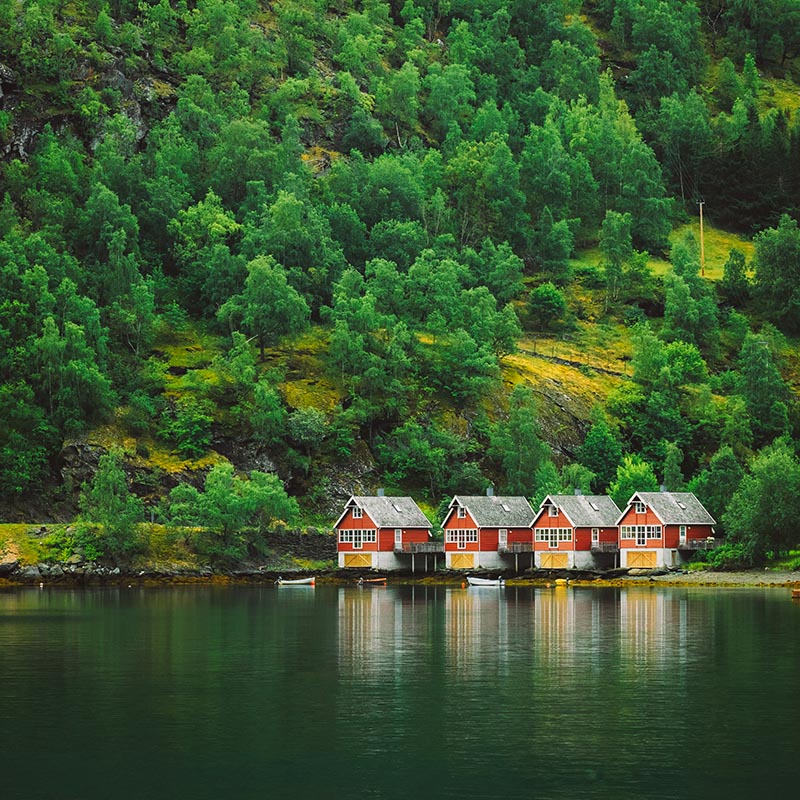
[706,542,752,571]
[529,282,567,330]
[160,398,214,458]
[43,524,105,563]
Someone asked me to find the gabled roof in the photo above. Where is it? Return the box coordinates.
[618,492,716,526]
[535,494,621,527]
[446,495,535,528]
[334,496,432,530]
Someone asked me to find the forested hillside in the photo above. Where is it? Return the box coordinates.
[1,0,800,565]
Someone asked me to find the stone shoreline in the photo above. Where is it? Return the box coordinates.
[1,562,798,588]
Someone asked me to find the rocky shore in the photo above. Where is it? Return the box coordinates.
[1,560,798,588]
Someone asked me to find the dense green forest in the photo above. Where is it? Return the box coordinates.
[1,0,800,565]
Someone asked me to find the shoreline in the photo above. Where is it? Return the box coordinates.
[1,566,799,589]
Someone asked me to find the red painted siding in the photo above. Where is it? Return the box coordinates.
[336,508,378,552]
[482,528,499,550]
[599,526,618,544]
[443,509,480,552]
[618,504,663,549]
[533,508,574,551]
[378,527,430,551]
[338,509,377,530]
[507,528,533,544]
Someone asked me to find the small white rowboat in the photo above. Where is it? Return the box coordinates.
[275,576,316,586]
[466,576,505,587]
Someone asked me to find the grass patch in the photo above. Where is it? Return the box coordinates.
[664,223,755,281]
[0,524,46,565]
[156,323,225,370]
[501,326,629,452]
[135,438,226,474]
[768,550,800,571]
[759,75,800,118]
[572,222,754,283]
[268,327,343,411]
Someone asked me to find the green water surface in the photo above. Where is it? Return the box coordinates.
[0,585,797,799]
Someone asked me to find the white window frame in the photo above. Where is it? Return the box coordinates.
[679,525,687,544]
[535,528,572,548]
[457,507,466,519]
[591,528,599,543]
[352,507,363,519]
[635,502,646,514]
[498,529,508,548]
[548,505,559,517]
[447,529,477,548]
[395,528,403,546]
[338,529,376,549]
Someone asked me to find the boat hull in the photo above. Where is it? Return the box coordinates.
[466,576,505,587]
[275,577,316,586]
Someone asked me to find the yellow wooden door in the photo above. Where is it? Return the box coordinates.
[540,552,569,569]
[344,553,373,568]
[451,553,475,569]
[628,551,657,568]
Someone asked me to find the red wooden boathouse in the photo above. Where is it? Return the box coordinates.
[335,495,440,571]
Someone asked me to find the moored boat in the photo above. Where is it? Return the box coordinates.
[357,576,387,586]
[275,576,316,586]
[466,575,505,587]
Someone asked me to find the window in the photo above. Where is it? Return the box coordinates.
[338,529,376,548]
[621,525,660,543]
[457,507,466,518]
[635,502,646,514]
[446,529,477,548]
[535,528,572,547]
[352,507,363,519]
[548,505,558,517]
[591,528,599,543]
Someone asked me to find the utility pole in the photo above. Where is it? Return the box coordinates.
[699,200,706,277]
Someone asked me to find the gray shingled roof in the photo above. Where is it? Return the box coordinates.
[349,496,432,529]
[541,494,621,527]
[451,495,535,527]
[629,492,716,525]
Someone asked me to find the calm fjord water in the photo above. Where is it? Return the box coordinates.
[1,585,798,800]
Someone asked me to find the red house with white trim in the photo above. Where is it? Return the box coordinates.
[335,495,440,570]
[617,491,716,569]
[531,493,621,569]
[441,494,535,570]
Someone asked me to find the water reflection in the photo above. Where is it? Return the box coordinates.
[1,585,798,800]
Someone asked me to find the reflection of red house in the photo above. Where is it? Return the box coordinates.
[335,495,439,571]
[531,493,621,569]
[441,494,535,570]
[617,491,716,569]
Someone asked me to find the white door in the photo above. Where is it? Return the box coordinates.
[499,529,508,549]
[591,528,599,544]
[679,525,687,545]
[457,529,467,549]
[395,528,403,548]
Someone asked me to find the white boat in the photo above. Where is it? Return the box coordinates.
[466,576,505,587]
[275,576,316,586]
